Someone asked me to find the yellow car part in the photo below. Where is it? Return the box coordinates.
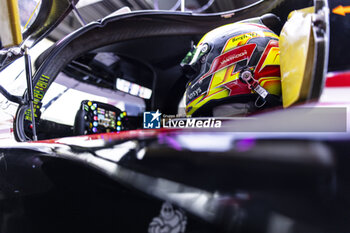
[279,7,315,108]
[0,0,23,47]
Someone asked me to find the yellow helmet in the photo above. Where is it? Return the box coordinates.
[181,22,281,116]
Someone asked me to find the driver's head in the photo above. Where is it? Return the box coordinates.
[181,22,281,117]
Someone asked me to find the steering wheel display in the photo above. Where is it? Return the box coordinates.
[74,100,127,135]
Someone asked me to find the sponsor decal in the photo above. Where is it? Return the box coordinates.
[230,32,258,44]
[198,43,256,82]
[25,74,50,121]
[148,202,187,233]
[187,87,202,101]
[220,50,248,66]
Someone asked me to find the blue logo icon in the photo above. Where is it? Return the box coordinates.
[143,110,161,129]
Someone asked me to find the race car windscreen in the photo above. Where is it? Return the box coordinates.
[32,51,150,139]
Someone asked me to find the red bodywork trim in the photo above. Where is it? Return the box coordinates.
[32,128,178,144]
[326,71,350,87]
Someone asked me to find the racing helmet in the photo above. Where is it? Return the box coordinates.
[181,22,281,116]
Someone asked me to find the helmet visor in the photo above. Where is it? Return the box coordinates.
[181,43,210,72]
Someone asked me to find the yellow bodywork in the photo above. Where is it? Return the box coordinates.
[279,7,315,108]
[0,0,23,47]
